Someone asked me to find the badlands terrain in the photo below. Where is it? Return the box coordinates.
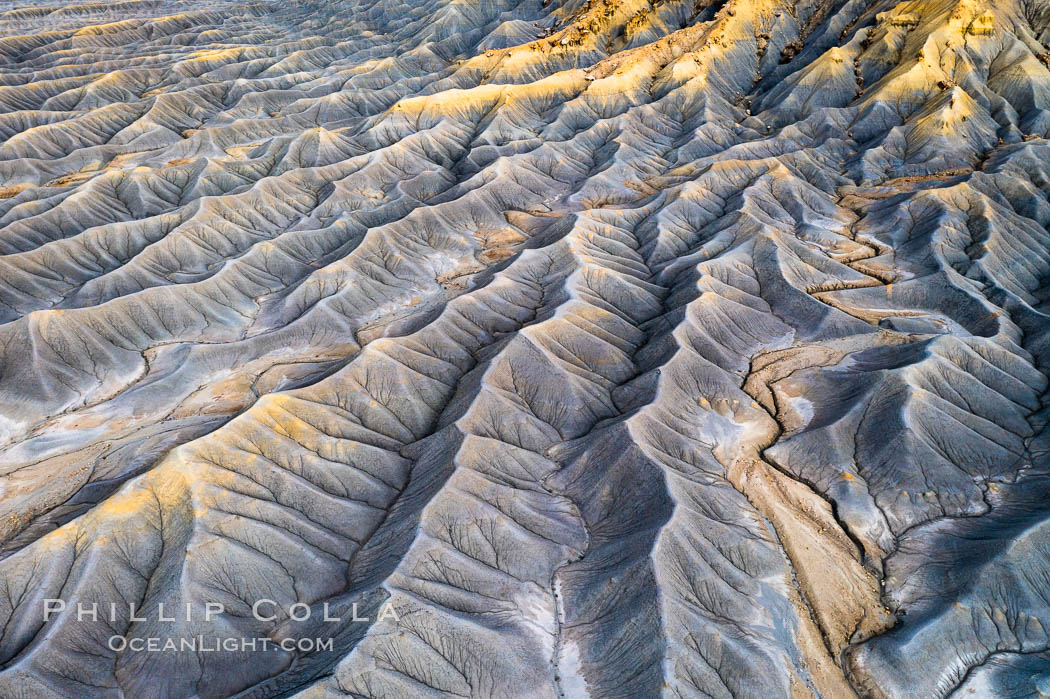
[0,0,1046,696]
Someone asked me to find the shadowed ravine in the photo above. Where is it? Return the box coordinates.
[0,0,1048,696]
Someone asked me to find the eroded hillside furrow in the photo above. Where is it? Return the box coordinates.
[0,0,1049,696]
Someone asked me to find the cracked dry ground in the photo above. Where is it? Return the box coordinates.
[0,0,1047,696]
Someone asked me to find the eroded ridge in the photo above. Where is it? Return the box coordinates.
[0,0,1047,696]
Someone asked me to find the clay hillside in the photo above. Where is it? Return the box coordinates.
[0,0,1047,696]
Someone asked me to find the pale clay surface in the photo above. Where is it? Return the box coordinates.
[0,0,1047,697]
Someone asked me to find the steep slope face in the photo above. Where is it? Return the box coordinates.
[0,0,1047,696]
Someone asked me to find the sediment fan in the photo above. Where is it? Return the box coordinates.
[0,0,1046,696]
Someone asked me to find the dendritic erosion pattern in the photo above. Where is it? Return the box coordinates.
[0,0,1047,696]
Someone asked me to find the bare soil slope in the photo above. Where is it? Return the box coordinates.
[0,0,1047,696]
